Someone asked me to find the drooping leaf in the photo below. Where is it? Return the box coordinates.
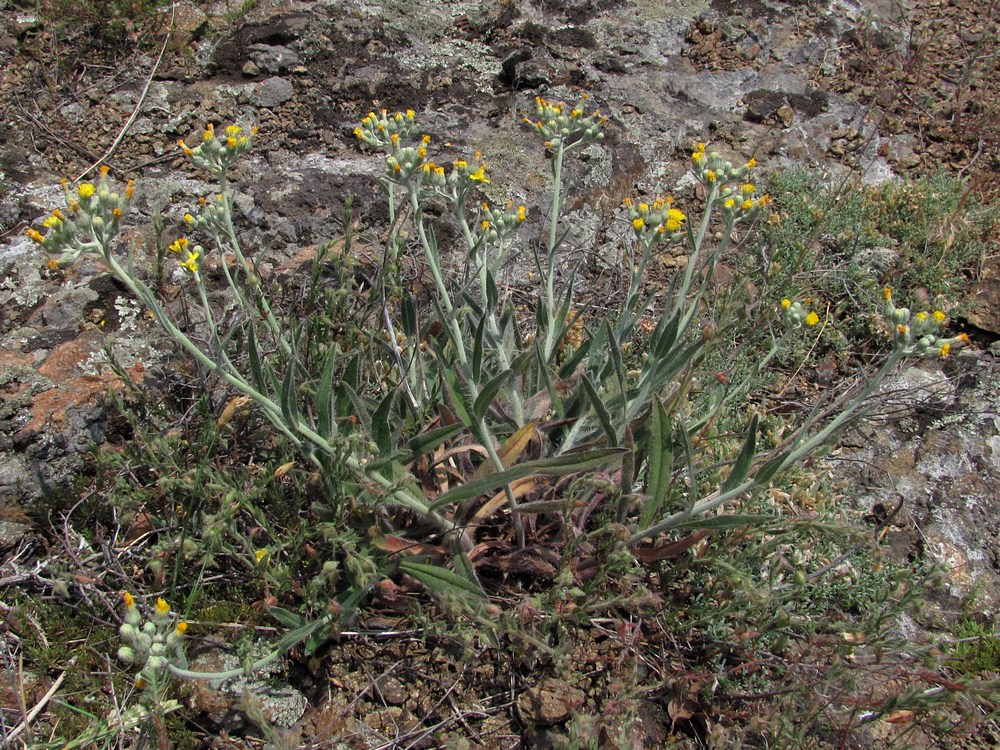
[428,448,624,512]
[398,560,486,599]
[472,421,538,481]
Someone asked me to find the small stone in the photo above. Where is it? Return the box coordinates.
[255,77,294,108]
[515,678,585,725]
[242,61,261,77]
[776,105,794,128]
[375,675,407,706]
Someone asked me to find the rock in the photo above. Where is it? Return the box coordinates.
[40,286,98,329]
[743,89,785,123]
[374,675,407,706]
[0,519,30,551]
[159,2,207,48]
[249,44,300,74]
[242,60,260,77]
[967,278,1000,335]
[188,647,309,730]
[0,454,42,505]
[515,678,585,725]
[776,104,794,127]
[254,77,294,108]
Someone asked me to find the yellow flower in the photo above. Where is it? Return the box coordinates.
[481,220,490,230]
[781,299,792,309]
[78,183,95,199]
[406,109,416,119]
[255,548,269,564]
[746,158,757,168]
[632,217,645,230]
[883,287,893,301]
[226,125,241,137]
[915,311,928,322]
[124,592,135,608]
[692,151,705,164]
[176,622,188,635]
[666,208,686,231]
[169,238,189,254]
[517,205,527,222]
[180,250,200,273]
[469,166,490,183]
[705,170,716,182]
[43,215,62,228]
[741,199,754,211]
[957,333,970,343]
[724,198,736,209]
[227,137,238,148]
[155,598,170,615]
[184,213,195,225]
[125,180,135,199]
[99,165,110,178]
[741,184,756,194]
[805,312,820,326]
[897,324,908,335]
[353,127,364,138]
[933,310,946,323]
[26,228,45,243]
[940,343,951,357]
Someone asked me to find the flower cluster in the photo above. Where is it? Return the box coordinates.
[781,298,820,328]
[622,197,686,246]
[117,593,187,688]
[882,287,968,358]
[183,193,228,235]
[523,94,607,151]
[354,109,420,150]
[178,123,257,178]
[26,165,134,265]
[720,182,772,224]
[476,200,528,245]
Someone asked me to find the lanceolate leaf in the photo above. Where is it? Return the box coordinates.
[473,367,514,422]
[640,397,673,529]
[669,514,776,531]
[723,413,758,494]
[581,374,617,448]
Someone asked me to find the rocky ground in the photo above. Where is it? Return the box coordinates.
[1,0,999,747]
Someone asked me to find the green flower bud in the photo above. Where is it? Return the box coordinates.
[117,646,136,664]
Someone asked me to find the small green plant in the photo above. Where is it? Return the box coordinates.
[952,618,1000,675]
[23,98,981,744]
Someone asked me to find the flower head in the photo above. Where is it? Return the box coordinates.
[523,95,606,151]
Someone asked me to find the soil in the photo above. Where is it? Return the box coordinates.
[0,0,999,747]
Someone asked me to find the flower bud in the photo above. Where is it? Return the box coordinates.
[117,646,136,664]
